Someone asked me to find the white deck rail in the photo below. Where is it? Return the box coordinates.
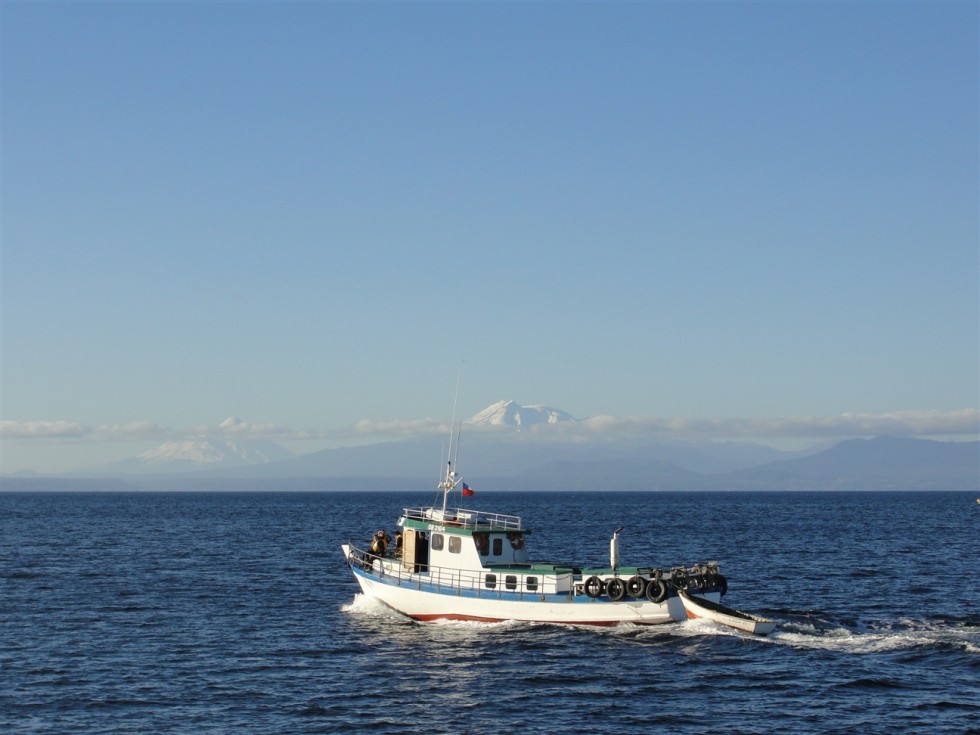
[401,506,523,531]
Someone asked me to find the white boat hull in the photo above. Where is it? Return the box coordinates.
[678,588,777,636]
[344,544,714,626]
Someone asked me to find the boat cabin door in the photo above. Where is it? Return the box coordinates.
[401,530,428,573]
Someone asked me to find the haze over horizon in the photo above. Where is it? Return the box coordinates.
[2,3,978,475]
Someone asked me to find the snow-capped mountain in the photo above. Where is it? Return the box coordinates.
[466,400,576,429]
[108,433,294,475]
[136,437,293,467]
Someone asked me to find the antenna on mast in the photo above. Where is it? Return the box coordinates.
[440,367,464,514]
[452,420,462,476]
[446,368,461,477]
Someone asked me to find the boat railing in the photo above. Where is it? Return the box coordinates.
[347,542,564,597]
[401,506,523,531]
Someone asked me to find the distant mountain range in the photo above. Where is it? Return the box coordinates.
[8,402,977,492]
[721,435,980,491]
[509,436,979,492]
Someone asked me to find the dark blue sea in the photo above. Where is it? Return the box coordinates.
[2,490,978,734]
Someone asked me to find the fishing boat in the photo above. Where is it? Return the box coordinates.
[678,588,777,635]
[342,485,731,625]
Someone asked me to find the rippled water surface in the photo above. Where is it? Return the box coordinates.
[2,490,978,734]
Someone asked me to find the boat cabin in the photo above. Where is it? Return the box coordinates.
[360,506,577,599]
[397,506,530,574]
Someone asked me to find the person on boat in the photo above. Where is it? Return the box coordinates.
[370,529,391,558]
[394,531,403,553]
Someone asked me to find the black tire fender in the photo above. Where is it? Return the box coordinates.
[606,577,626,602]
[626,575,647,598]
[584,575,604,599]
[645,578,668,604]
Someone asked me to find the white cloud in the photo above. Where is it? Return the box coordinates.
[189,417,317,440]
[350,418,449,438]
[1,420,172,441]
[0,420,91,439]
[335,408,978,444]
[4,409,976,447]
[0,417,308,442]
[552,409,980,440]
[94,421,171,439]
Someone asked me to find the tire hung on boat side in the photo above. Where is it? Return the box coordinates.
[626,575,647,598]
[645,577,668,603]
[583,575,604,598]
[606,577,626,602]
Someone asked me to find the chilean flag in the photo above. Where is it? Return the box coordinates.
[461,482,475,497]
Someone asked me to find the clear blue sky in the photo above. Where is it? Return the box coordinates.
[2,1,978,473]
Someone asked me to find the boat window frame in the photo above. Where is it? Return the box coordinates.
[431,533,444,551]
[492,537,503,556]
[448,535,461,554]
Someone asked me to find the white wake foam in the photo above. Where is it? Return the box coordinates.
[770,618,980,654]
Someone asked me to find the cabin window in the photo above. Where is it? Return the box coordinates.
[492,538,503,556]
[431,533,444,551]
[505,575,518,591]
[484,574,497,589]
[526,576,539,592]
[449,536,461,554]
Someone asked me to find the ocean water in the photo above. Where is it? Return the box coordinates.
[1,490,978,734]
